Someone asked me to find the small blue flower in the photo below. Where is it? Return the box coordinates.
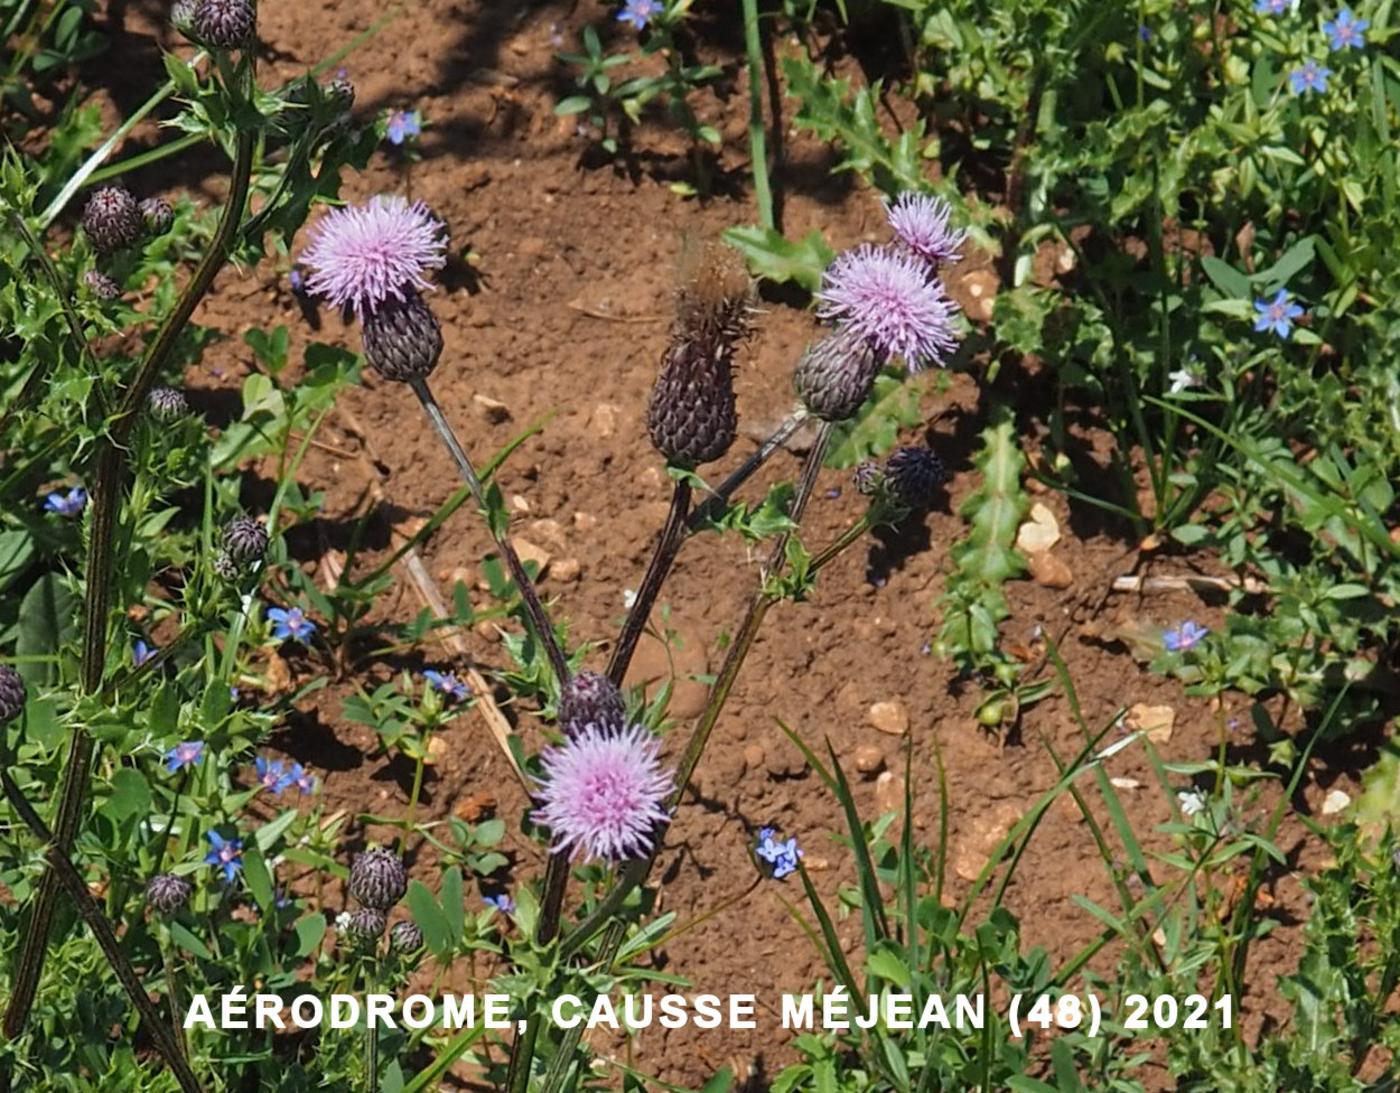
[1254,0,1288,13]
[1253,289,1305,338]
[1323,8,1368,50]
[1163,621,1210,653]
[288,267,307,295]
[424,669,472,702]
[616,0,662,29]
[755,828,803,879]
[267,605,316,644]
[483,893,515,914]
[44,487,87,517]
[1137,24,1152,41]
[255,755,294,794]
[1289,59,1331,95]
[133,639,157,667]
[288,762,317,795]
[205,831,244,883]
[385,109,422,146]
[165,740,205,773]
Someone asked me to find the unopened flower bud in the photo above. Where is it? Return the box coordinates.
[82,186,142,255]
[558,670,625,735]
[140,197,174,235]
[853,461,882,496]
[794,326,880,422]
[348,848,407,910]
[0,665,26,724]
[221,514,268,565]
[346,906,386,945]
[145,873,192,915]
[213,551,240,582]
[362,292,443,382]
[147,386,189,422]
[83,270,120,301]
[193,0,254,49]
[883,447,948,510]
[389,920,423,955]
[325,69,354,115]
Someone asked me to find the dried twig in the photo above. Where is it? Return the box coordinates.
[1111,573,1268,596]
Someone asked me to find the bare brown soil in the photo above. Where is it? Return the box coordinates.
[74,0,1379,1086]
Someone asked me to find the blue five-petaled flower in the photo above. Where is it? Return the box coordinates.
[165,740,205,773]
[616,0,662,30]
[755,826,803,879]
[1253,289,1305,338]
[267,605,316,644]
[483,893,515,914]
[256,755,295,794]
[289,762,317,795]
[44,486,87,517]
[205,831,244,883]
[1253,0,1288,13]
[424,669,472,702]
[133,639,157,667]
[1289,59,1331,95]
[386,109,422,146]
[1324,8,1369,50]
[1163,621,1210,653]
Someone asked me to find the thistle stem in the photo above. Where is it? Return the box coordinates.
[607,478,692,685]
[408,378,570,685]
[687,409,807,533]
[0,769,204,1093]
[4,122,256,1041]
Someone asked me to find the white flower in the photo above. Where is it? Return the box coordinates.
[334,911,352,930]
[623,588,638,609]
[1167,366,1202,395]
[1178,789,1208,817]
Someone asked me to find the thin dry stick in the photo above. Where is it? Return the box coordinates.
[1110,573,1268,595]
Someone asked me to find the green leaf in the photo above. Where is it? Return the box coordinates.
[16,573,77,687]
[440,866,464,946]
[722,225,834,292]
[0,530,35,594]
[1200,255,1251,298]
[101,768,151,823]
[293,913,326,957]
[169,921,213,960]
[825,374,923,469]
[406,880,451,957]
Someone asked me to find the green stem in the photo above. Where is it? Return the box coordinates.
[3,118,256,1043]
[741,0,774,230]
[408,378,571,684]
[399,747,427,856]
[0,769,204,1092]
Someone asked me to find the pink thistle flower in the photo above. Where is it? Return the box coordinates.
[300,195,446,320]
[816,245,961,369]
[532,722,674,863]
[886,192,966,268]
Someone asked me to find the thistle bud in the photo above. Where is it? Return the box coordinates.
[0,665,26,725]
[646,240,752,468]
[147,386,189,422]
[145,873,192,915]
[852,461,882,496]
[221,515,269,565]
[558,670,625,735]
[140,197,174,235]
[213,551,240,582]
[82,186,143,255]
[171,0,198,38]
[361,292,443,382]
[883,447,948,510]
[348,848,407,910]
[793,326,880,422]
[389,920,423,955]
[83,270,120,301]
[346,906,386,945]
[193,0,254,49]
[325,69,355,115]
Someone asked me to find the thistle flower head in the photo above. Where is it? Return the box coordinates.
[886,193,966,269]
[361,290,443,381]
[0,665,26,725]
[533,722,674,863]
[672,237,754,350]
[348,848,407,910]
[147,386,189,422]
[883,447,949,510]
[300,196,446,320]
[793,325,881,422]
[145,873,192,915]
[82,186,143,255]
[557,670,626,735]
[816,245,960,369]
